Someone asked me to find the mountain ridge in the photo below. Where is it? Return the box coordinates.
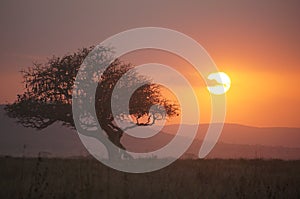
[1,106,299,159]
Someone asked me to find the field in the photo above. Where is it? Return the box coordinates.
[0,157,299,199]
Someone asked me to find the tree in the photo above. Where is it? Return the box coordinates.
[5,46,179,160]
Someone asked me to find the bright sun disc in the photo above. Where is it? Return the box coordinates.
[207,72,231,95]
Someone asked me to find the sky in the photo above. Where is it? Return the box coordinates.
[0,0,299,127]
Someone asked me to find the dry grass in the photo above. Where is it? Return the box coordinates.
[0,157,299,199]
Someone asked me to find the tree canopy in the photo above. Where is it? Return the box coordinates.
[5,46,179,159]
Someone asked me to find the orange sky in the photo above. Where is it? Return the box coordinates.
[121,48,300,128]
[0,0,299,127]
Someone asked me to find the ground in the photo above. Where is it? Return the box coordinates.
[0,157,299,199]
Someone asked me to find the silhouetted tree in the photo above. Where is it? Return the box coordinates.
[5,46,179,160]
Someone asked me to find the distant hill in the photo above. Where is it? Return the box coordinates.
[122,127,300,160]
[163,124,300,148]
[1,105,300,159]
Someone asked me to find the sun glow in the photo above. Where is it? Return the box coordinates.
[207,72,231,95]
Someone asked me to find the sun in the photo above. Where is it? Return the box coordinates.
[207,72,231,95]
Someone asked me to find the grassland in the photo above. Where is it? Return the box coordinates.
[0,157,299,199]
